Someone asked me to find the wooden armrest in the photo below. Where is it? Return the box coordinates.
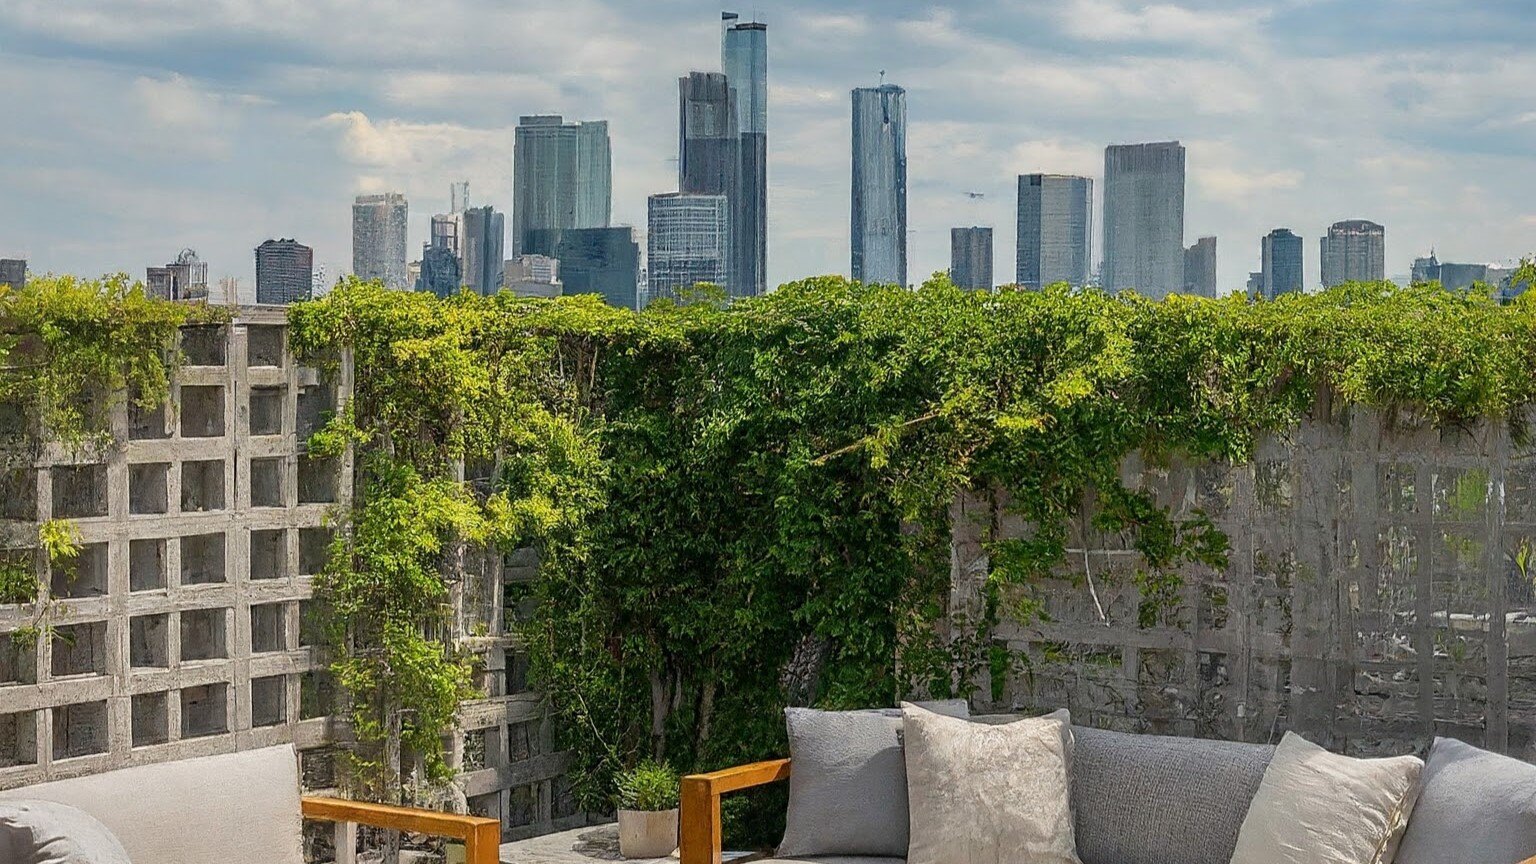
[680,759,791,864]
[301,796,500,864]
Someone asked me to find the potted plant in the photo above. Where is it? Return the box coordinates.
[615,760,681,858]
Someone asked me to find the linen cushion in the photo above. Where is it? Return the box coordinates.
[1395,736,1536,864]
[778,700,968,858]
[1070,727,1273,864]
[1229,731,1423,864]
[0,799,132,864]
[901,702,1079,864]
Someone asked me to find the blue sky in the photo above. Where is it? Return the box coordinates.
[1,0,1533,298]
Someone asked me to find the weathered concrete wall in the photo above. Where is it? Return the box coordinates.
[955,402,1536,759]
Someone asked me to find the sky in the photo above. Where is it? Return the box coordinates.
[1,0,1534,300]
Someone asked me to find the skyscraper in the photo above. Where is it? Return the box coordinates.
[146,249,209,301]
[1320,219,1385,287]
[1015,174,1092,290]
[416,244,461,298]
[512,116,612,255]
[950,227,993,290]
[1102,141,1186,297]
[1411,252,1440,285]
[1260,229,1304,299]
[722,13,768,296]
[0,259,24,291]
[352,192,409,289]
[1183,236,1217,297]
[462,206,505,296]
[255,240,314,305]
[526,227,640,310]
[851,83,907,286]
[647,192,730,303]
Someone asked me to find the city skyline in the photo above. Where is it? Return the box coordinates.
[2,2,1534,298]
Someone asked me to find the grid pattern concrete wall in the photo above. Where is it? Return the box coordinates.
[955,402,1536,759]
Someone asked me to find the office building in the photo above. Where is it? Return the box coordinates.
[1102,141,1186,297]
[679,72,738,200]
[462,206,505,296]
[255,240,314,305]
[1246,272,1264,296]
[1260,229,1305,299]
[1411,253,1440,285]
[416,244,461,298]
[525,227,640,310]
[1015,174,1092,289]
[146,249,209,301]
[851,83,907,286]
[1183,236,1217,297]
[352,192,409,289]
[722,13,768,296]
[1320,220,1385,287]
[512,116,611,255]
[950,227,993,290]
[503,255,562,299]
[0,259,24,291]
[647,193,730,303]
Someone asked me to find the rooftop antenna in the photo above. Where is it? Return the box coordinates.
[878,69,886,86]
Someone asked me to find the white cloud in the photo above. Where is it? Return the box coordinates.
[1057,0,1271,49]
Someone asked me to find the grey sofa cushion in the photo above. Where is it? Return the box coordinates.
[1395,737,1536,864]
[1071,727,1274,864]
[0,799,132,864]
[778,700,968,858]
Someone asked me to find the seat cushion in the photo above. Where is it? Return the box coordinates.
[0,799,132,864]
[1071,727,1274,864]
[1395,737,1536,864]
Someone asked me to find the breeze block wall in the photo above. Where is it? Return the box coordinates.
[956,398,1536,758]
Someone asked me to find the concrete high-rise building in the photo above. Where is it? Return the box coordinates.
[255,239,314,305]
[722,13,768,296]
[1320,219,1385,288]
[1015,174,1092,290]
[950,227,993,290]
[679,72,739,200]
[1183,236,1217,297]
[416,244,461,298]
[525,227,640,310]
[1102,141,1186,297]
[512,116,612,255]
[462,206,505,296]
[850,83,907,286]
[0,258,24,291]
[1260,229,1305,300]
[351,192,409,289]
[503,255,563,299]
[1412,252,1440,285]
[146,249,209,301]
[647,193,730,303]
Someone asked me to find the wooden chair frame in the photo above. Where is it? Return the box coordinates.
[679,759,791,864]
[301,796,500,864]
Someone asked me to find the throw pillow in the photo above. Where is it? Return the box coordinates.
[777,699,969,857]
[1395,736,1536,864]
[902,702,1080,864]
[0,799,133,864]
[1229,732,1423,864]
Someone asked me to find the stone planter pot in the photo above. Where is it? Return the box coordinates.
[618,808,679,859]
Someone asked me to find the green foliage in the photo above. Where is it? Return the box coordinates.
[614,760,680,811]
[289,274,1536,830]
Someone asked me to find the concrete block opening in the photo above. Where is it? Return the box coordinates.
[251,457,284,508]
[129,462,169,514]
[181,325,226,367]
[296,383,337,440]
[296,455,338,504]
[180,683,228,738]
[298,599,324,646]
[299,670,335,720]
[0,468,36,521]
[251,602,287,653]
[51,464,107,518]
[251,675,287,727]
[249,386,284,436]
[508,720,537,762]
[179,532,225,585]
[0,636,36,685]
[51,621,107,678]
[250,529,286,581]
[0,400,27,439]
[463,727,488,770]
[128,397,169,440]
[180,459,225,512]
[50,542,108,599]
[0,709,38,767]
[509,784,536,829]
[52,700,108,759]
[129,613,170,668]
[129,538,167,592]
[299,746,337,788]
[179,608,227,661]
[248,325,285,368]
[179,385,226,438]
[131,692,169,747]
[299,528,332,576]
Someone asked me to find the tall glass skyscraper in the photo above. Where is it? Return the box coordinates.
[950,227,993,290]
[1102,141,1186,297]
[1015,174,1092,290]
[679,72,738,200]
[1320,219,1385,288]
[512,116,611,255]
[647,192,730,303]
[255,239,314,305]
[850,83,907,286]
[462,206,505,296]
[352,192,409,289]
[1261,228,1304,299]
[722,13,767,296]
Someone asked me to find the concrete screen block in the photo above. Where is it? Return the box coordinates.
[129,462,169,515]
[249,387,284,436]
[249,529,285,581]
[51,465,107,518]
[128,538,167,592]
[0,710,38,767]
[180,459,225,512]
[247,325,284,368]
[50,542,108,599]
[131,692,169,747]
[250,457,284,508]
[179,532,225,585]
[129,398,169,440]
[51,701,108,760]
[180,683,228,738]
[250,603,287,653]
[251,675,286,728]
[179,386,226,438]
[298,528,331,576]
[296,455,338,504]
[129,614,170,668]
[179,608,227,661]
[180,325,227,367]
[0,469,36,521]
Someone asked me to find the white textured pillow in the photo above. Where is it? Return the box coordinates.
[901,702,1080,864]
[1230,732,1423,864]
[0,799,133,864]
